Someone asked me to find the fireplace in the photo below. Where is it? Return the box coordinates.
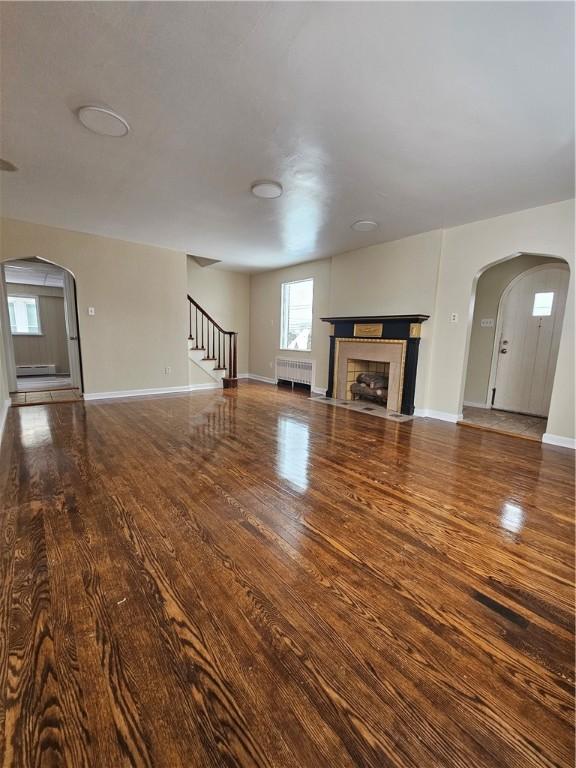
[321,314,429,415]
[348,361,390,406]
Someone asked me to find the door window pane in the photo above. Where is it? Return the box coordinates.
[532,292,554,317]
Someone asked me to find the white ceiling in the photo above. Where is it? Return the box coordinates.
[4,260,65,288]
[1,2,573,271]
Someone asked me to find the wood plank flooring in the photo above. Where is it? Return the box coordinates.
[0,381,573,767]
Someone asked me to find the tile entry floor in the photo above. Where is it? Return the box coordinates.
[11,388,82,406]
[461,406,547,440]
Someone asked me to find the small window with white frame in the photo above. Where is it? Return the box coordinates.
[8,295,42,335]
[532,291,554,317]
[280,278,314,351]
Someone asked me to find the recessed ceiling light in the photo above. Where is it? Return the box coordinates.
[77,105,130,137]
[251,180,283,199]
[351,220,379,232]
[0,158,18,172]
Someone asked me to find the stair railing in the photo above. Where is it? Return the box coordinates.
[187,295,238,387]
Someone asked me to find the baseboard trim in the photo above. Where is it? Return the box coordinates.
[414,408,463,423]
[542,433,576,450]
[187,383,221,392]
[84,383,220,401]
[246,374,276,385]
[0,397,10,445]
[463,401,491,409]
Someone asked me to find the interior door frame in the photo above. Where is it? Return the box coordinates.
[0,265,17,392]
[486,262,570,409]
[0,258,84,394]
[62,270,84,392]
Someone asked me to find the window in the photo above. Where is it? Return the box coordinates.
[8,296,41,335]
[280,278,314,351]
[532,291,554,317]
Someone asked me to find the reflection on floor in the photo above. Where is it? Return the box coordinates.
[16,375,72,391]
[0,381,573,766]
[461,406,547,440]
[11,388,81,406]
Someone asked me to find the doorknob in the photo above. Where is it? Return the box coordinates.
[69,336,78,341]
[499,348,508,354]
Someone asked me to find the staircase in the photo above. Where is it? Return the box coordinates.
[187,295,238,388]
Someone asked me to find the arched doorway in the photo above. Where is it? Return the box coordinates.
[0,257,84,404]
[461,254,569,440]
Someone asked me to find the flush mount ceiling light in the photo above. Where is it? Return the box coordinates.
[0,158,18,172]
[251,180,283,199]
[76,105,130,137]
[351,220,379,232]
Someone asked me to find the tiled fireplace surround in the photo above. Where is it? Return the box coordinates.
[337,341,403,410]
[322,314,430,415]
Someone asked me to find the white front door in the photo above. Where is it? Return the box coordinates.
[63,271,83,392]
[492,264,569,416]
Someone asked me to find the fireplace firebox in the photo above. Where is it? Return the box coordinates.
[349,364,389,406]
[320,314,430,415]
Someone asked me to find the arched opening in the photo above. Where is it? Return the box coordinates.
[0,257,84,405]
[460,253,569,440]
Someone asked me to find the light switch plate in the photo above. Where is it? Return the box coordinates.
[88,307,95,316]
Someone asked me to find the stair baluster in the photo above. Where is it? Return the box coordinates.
[187,295,238,388]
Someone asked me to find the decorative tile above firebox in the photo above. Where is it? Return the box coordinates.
[320,314,430,415]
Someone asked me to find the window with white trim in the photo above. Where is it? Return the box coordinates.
[532,292,554,317]
[280,278,314,351]
[8,295,42,335]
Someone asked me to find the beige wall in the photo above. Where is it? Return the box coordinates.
[1,199,573,443]
[1,219,189,395]
[248,200,573,440]
[329,231,443,317]
[187,257,250,375]
[329,230,443,408]
[249,259,332,391]
[8,283,70,374]
[428,199,574,440]
[464,255,564,405]
[249,232,443,400]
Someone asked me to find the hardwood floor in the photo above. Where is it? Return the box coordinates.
[0,381,573,767]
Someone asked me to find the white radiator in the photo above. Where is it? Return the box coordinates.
[16,364,56,376]
[275,357,314,386]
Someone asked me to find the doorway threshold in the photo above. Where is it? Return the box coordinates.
[458,420,542,442]
[11,388,82,407]
[459,406,546,441]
